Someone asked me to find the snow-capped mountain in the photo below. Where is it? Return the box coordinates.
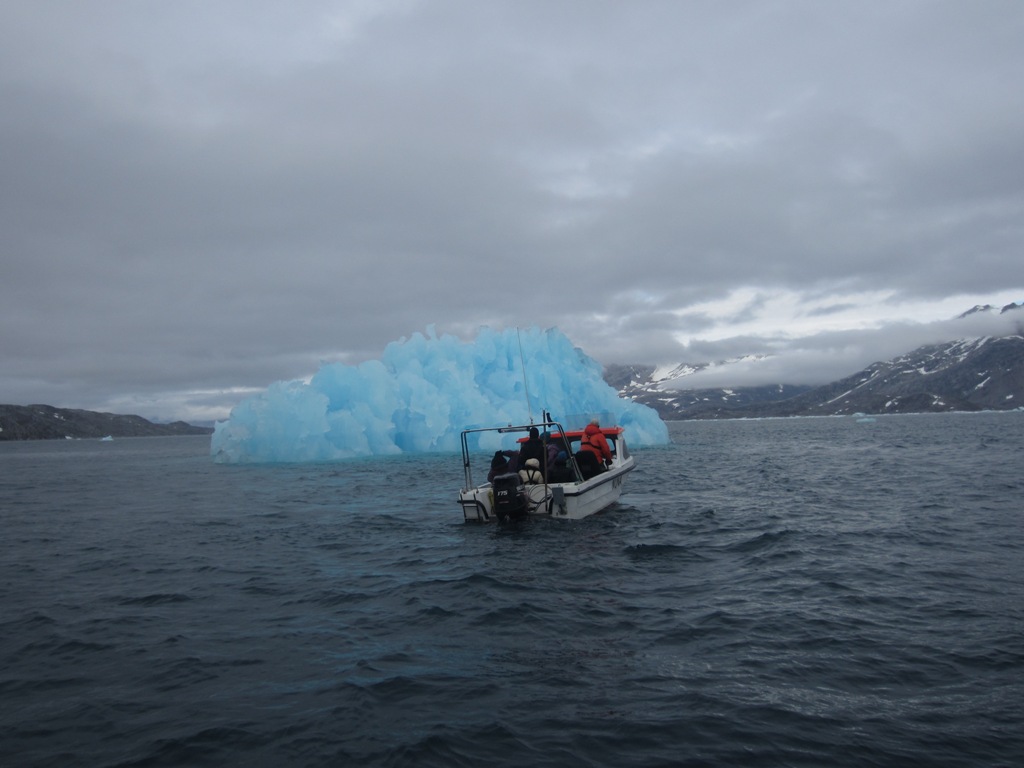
[608,302,1024,419]
[603,362,812,419]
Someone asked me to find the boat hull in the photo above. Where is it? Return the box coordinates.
[459,456,635,522]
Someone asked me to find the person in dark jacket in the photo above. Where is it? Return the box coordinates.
[487,450,520,483]
[518,427,546,469]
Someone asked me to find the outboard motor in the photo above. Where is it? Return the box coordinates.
[491,473,528,523]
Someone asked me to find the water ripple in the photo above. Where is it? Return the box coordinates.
[1,416,1023,767]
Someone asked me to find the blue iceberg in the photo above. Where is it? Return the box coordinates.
[211,326,669,463]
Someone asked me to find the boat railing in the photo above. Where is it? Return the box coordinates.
[460,419,582,490]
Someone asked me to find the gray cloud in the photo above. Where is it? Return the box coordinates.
[2,1,1023,421]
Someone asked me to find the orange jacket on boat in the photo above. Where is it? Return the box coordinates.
[579,423,612,466]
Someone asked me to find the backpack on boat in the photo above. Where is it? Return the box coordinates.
[575,449,602,480]
[491,472,528,522]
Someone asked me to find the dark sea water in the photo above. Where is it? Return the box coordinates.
[2,412,1023,768]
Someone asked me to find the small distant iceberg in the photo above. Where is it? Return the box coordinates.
[100,435,114,441]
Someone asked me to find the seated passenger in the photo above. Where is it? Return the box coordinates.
[518,457,545,484]
[579,419,613,469]
[488,450,520,483]
[543,432,560,465]
[518,427,546,469]
[547,451,575,483]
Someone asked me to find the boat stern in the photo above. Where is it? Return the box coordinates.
[459,486,493,522]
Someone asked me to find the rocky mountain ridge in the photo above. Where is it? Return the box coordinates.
[609,303,1024,420]
[0,404,213,441]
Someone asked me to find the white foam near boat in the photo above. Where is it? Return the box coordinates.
[458,419,636,523]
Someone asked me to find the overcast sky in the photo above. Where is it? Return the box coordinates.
[2,1,1023,422]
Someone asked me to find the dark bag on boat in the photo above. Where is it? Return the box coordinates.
[575,449,602,480]
[492,473,527,522]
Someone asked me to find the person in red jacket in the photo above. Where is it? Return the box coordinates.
[579,420,613,468]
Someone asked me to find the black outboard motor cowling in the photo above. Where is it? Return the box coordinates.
[492,473,528,523]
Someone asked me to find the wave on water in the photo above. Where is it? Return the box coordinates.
[1,416,1023,766]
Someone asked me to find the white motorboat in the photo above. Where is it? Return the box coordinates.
[458,419,635,522]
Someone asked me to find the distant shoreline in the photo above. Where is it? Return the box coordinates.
[0,404,213,442]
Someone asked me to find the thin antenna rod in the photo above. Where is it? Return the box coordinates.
[517,327,534,424]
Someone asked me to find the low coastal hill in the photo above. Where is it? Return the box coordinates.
[0,404,213,441]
